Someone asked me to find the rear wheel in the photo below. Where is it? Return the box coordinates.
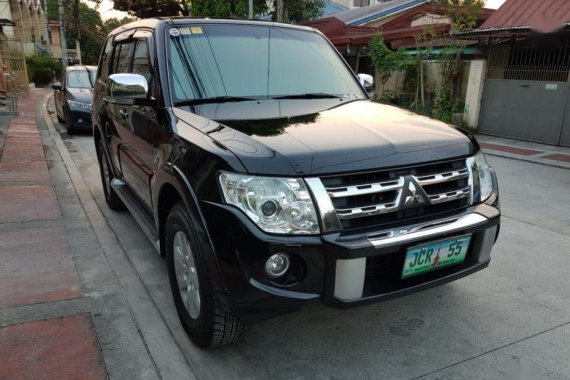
[97,140,124,210]
[166,202,243,347]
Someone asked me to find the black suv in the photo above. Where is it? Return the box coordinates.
[93,18,500,347]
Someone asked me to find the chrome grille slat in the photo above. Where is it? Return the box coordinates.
[337,200,400,220]
[315,158,473,230]
[414,168,469,186]
[428,187,471,205]
[327,178,404,198]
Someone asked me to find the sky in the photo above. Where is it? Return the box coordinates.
[89,0,509,21]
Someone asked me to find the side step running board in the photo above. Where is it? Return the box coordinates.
[111,178,160,253]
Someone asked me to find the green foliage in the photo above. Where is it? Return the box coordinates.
[63,2,106,65]
[103,17,137,34]
[113,0,189,18]
[433,86,463,123]
[367,33,409,86]
[190,0,268,18]
[189,0,324,22]
[437,0,485,31]
[26,55,64,85]
[277,0,325,23]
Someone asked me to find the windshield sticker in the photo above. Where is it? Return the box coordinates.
[180,27,191,35]
[190,26,204,34]
[169,28,181,37]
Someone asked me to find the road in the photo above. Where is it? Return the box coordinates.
[50,106,570,379]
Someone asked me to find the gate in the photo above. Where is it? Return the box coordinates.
[479,38,570,146]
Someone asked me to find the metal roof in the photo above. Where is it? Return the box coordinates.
[478,0,570,33]
[333,0,426,26]
[322,0,348,17]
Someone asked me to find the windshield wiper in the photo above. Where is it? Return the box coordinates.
[174,96,257,106]
[270,93,341,100]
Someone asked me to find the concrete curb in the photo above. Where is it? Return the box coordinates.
[40,94,197,380]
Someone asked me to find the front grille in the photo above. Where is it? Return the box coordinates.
[320,159,471,230]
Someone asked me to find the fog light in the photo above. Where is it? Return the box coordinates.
[265,253,290,279]
[78,118,83,123]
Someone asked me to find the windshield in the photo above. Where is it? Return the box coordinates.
[167,24,366,103]
[67,69,96,88]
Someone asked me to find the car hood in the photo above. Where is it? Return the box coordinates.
[66,87,93,103]
[173,99,476,176]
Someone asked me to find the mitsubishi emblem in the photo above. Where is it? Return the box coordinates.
[402,177,427,207]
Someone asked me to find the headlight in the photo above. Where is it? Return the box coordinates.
[472,151,493,203]
[67,100,92,111]
[219,172,320,235]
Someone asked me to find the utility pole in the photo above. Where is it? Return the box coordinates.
[276,0,284,23]
[248,0,253,19]
[43,0,51,46]
[74,0,81,64]
[58,0,67,67]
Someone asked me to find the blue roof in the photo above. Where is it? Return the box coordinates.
[334,0,426,26]
[322,1,348,17]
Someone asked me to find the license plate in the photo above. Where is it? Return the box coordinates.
[401,235,471,279]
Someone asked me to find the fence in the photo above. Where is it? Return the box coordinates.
[487,37,570,82]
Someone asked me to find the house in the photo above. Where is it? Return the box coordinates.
[304,1,492,74]
[459,0,570,146]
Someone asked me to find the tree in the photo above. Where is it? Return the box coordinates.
[103,16,137,35]
[367,33,408,92]
[189,0,268,19]
[64,2,106,65]
[188,0,324,23]
[112,0,189,18]
[437,0,485,31]
[278,0,324,23]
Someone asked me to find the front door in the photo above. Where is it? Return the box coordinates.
[108,31,165,210]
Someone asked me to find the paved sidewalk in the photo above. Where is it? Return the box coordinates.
[0,90,106,379]
[478,134,570,169]
[0,89,190,379]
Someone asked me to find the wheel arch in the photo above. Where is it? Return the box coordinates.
[154,167,228,299]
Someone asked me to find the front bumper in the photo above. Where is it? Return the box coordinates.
[66,108,93,129]
[203,193,500,324]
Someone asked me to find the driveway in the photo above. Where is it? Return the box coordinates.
[50,106,570,379]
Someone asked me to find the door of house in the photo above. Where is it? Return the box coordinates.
[478,39,570,147]
[479,80,568,145]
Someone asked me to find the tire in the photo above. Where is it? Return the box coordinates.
[64,111,75,135]
[97,140,124,210]
[165,202,243,347]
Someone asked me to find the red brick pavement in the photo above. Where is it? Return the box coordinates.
[542,153,570,163]
[0,226,81,308]
[479,142,542,156]
[0,314,107,380]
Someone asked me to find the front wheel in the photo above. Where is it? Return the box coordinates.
[165,202,243,347]
[97,140,124,210]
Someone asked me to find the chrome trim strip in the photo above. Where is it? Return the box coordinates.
[337,198,400,220]
[326,177,404,198]
[367,213,488,248]
[466,156,475,204]
[428,187,471,204]
[305,177,342,232]
[414,168,469,186]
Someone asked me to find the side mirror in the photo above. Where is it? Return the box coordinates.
[106,73,148,105]
[357,73,374,90]
[52,82,62,91]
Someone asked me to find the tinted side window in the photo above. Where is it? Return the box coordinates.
[114,42,134,74]
[99,37,114,80]
[132,39,151,82]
